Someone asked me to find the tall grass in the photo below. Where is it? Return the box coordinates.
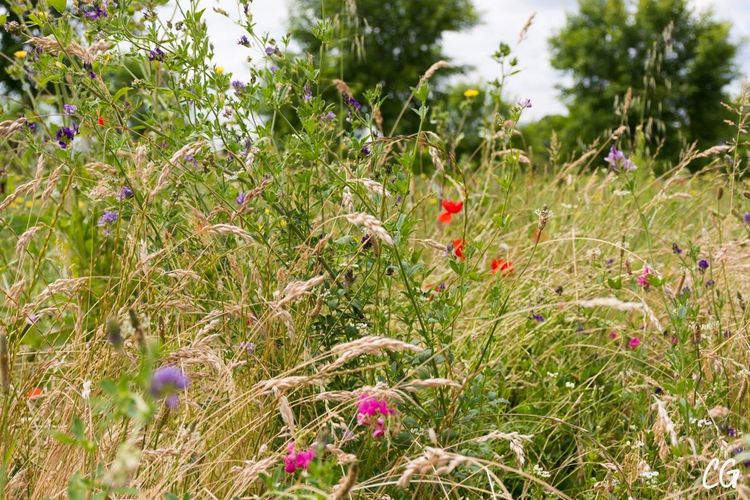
[1,1,750,498]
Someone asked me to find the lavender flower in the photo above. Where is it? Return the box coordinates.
[323,111,336,122]
[238,36,250,47]
[265,46,276,56]
[604,146,636,172]
[697,259,709,271]
[63,104,77,116]
[150,365,190,409]
[117,186,134,201]
[236,192,248,205]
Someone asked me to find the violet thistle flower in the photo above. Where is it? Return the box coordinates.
[150,365,190,409]
[63,104,77,115]
[697,259,709,272]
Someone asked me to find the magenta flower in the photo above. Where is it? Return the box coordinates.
[609,330,618,340]
[357,394,394,438]
[283,443,316,473]
[628,337,641,349]
[636,265,654,288]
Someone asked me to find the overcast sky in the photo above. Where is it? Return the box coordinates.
[179,0,750,120]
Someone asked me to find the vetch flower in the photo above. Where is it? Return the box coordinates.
[532,313,544,323]
[636,265,654,288]
[463,88,479,98]
[357,394,394,438]
[231,80,246,92]
[148,48,165,61]
[150,365,190,409]
[55,123,79,149]
[490,258,513,276]
[283,443,316,473]
[438,199,463,223]
[628,337,642,349]
[360,144,371,156]
[63,104,77,115]
[82,2,107,20]
[236,192,248,205]
[604,146,636,172]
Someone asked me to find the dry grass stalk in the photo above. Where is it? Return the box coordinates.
[274,275,326,308]
[397,447,472,488]
[475,431,533,466]
[329,462,358,499]
[651,396,677,461]
[235,174,273,212]
[342,186,354,212]
[327,336,422,370]
[30,36,110,63]
[275,389,296,435]
[353,178,392,198]
[152,140,206,195]
[345,213,394,246]
[0,117,27,138]
[231,456,277,486]
[203,224,255,242]
[419,61,450,84]
[256,375,317,394]
[332,79,353,97]
[41,164,65,201]
[401,378,461,391]
[16,226,41,255]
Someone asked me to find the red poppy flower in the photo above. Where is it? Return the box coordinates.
[28,387,43,399]
[97,116,105,126]
[452,238,465,260]
[438,199,463,223]
[491,258,513,276]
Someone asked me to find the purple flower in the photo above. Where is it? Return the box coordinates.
[322,111,336,122]
[231,80,246,92]
[27,122,37,132]
[150,365,190,409]
[265,46,275,56]
[360,144,371,156]
[697,259,709,271]
[269,64,279,74]
[345,95,362,112]
[97,210,118,234]
[518,98,532,109]
[744,212,750,224]
[117,186,134,201]
[604,146,636,172]
[302,84,312,102]
[532,313,544,323]
[63,104,77,115]
[238,36,250,47]
[83,61,96,79]
[236,192,248,205]
[148,48,165,61]
[705,279,715,287]
[672,242,683,255]
[240,341,255,355]
[82,2,107,20]
[55,123,79,149]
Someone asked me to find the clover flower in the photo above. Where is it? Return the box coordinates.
[283,443,316,473]
[636,265,654,288]
[604,146,636,172]
[438,199,463,223]
[628,337,641,349]
[357,394,394,438]
[150,365,190,409]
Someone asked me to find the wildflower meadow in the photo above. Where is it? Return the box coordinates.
[1,0,750,498]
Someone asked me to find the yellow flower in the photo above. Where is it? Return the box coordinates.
[215,65,225,75]
[463,88,479,98]
[24,200,33,209]
[14,50,27,59]
[279,219,287,228]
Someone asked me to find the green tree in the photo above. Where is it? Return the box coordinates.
[290,0,478,134]
[549,0,738,164]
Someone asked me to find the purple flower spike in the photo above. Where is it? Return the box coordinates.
[63,104,77,115]
[604,145,636,172]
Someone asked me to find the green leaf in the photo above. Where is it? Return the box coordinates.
[112,86,132,102]
[49,0,67,14]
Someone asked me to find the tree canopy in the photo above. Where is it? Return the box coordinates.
[549,0,738,163]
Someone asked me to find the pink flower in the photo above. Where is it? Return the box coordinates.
[357,394,394,438]
[628,337,641,349]
[609,330,618,340]
[636,265,654,288]
[283,443,316,473]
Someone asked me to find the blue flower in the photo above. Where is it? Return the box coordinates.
[150,365,190,409]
